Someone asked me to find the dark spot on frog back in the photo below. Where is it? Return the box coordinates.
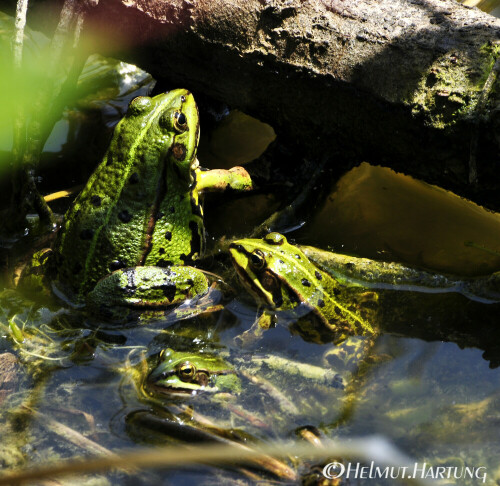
[90,195,102,207]
[301,278,311,287]
[315,271,322,280]
[129,172,139,184]
[118,210,132,223]
[160,281,177,302]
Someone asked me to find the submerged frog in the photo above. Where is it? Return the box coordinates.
[22,89,252,314]
[229,233,377,344]
[145,348,241,396]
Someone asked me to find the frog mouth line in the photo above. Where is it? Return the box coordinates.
[145,381,217,396]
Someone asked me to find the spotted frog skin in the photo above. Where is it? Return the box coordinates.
[32,89,252,309]
[146,348,241,396]
[229,233,376,343]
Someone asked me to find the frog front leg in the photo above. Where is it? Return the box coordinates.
[86,265,209,320]
[234,309,274,347]
[195,166,254,193]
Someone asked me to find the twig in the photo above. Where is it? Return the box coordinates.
[0,436,438,486]
[22,406,116,458]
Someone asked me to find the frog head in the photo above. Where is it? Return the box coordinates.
[123,89,200,182]
[229,233,374,340]
[146,348,240,396]
[229,232,319,310]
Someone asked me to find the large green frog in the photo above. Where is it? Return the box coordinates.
[145,348,241,396]
[229,232,376,344]
[24,89,252,311]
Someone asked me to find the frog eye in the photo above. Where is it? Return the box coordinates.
[127,96,152,116]
[250,250,266,270]
[177,362,196,381]
[173,111,188,132]
[159,110,188,133]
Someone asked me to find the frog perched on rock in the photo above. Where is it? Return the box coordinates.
[22,90,253,315]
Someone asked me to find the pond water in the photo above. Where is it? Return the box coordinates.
[2,26,500,483]
[3,155,500,484]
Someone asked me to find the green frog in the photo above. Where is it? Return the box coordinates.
[22,89,252,313]
[145,348,241,396]
[229,232,376,344]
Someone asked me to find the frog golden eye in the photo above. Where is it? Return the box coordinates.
[250,250,266,270]
[173,111,188,132]
[127,96,152,116]
[177,362,196,381]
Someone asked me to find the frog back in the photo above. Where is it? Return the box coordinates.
[52,90,201,300]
